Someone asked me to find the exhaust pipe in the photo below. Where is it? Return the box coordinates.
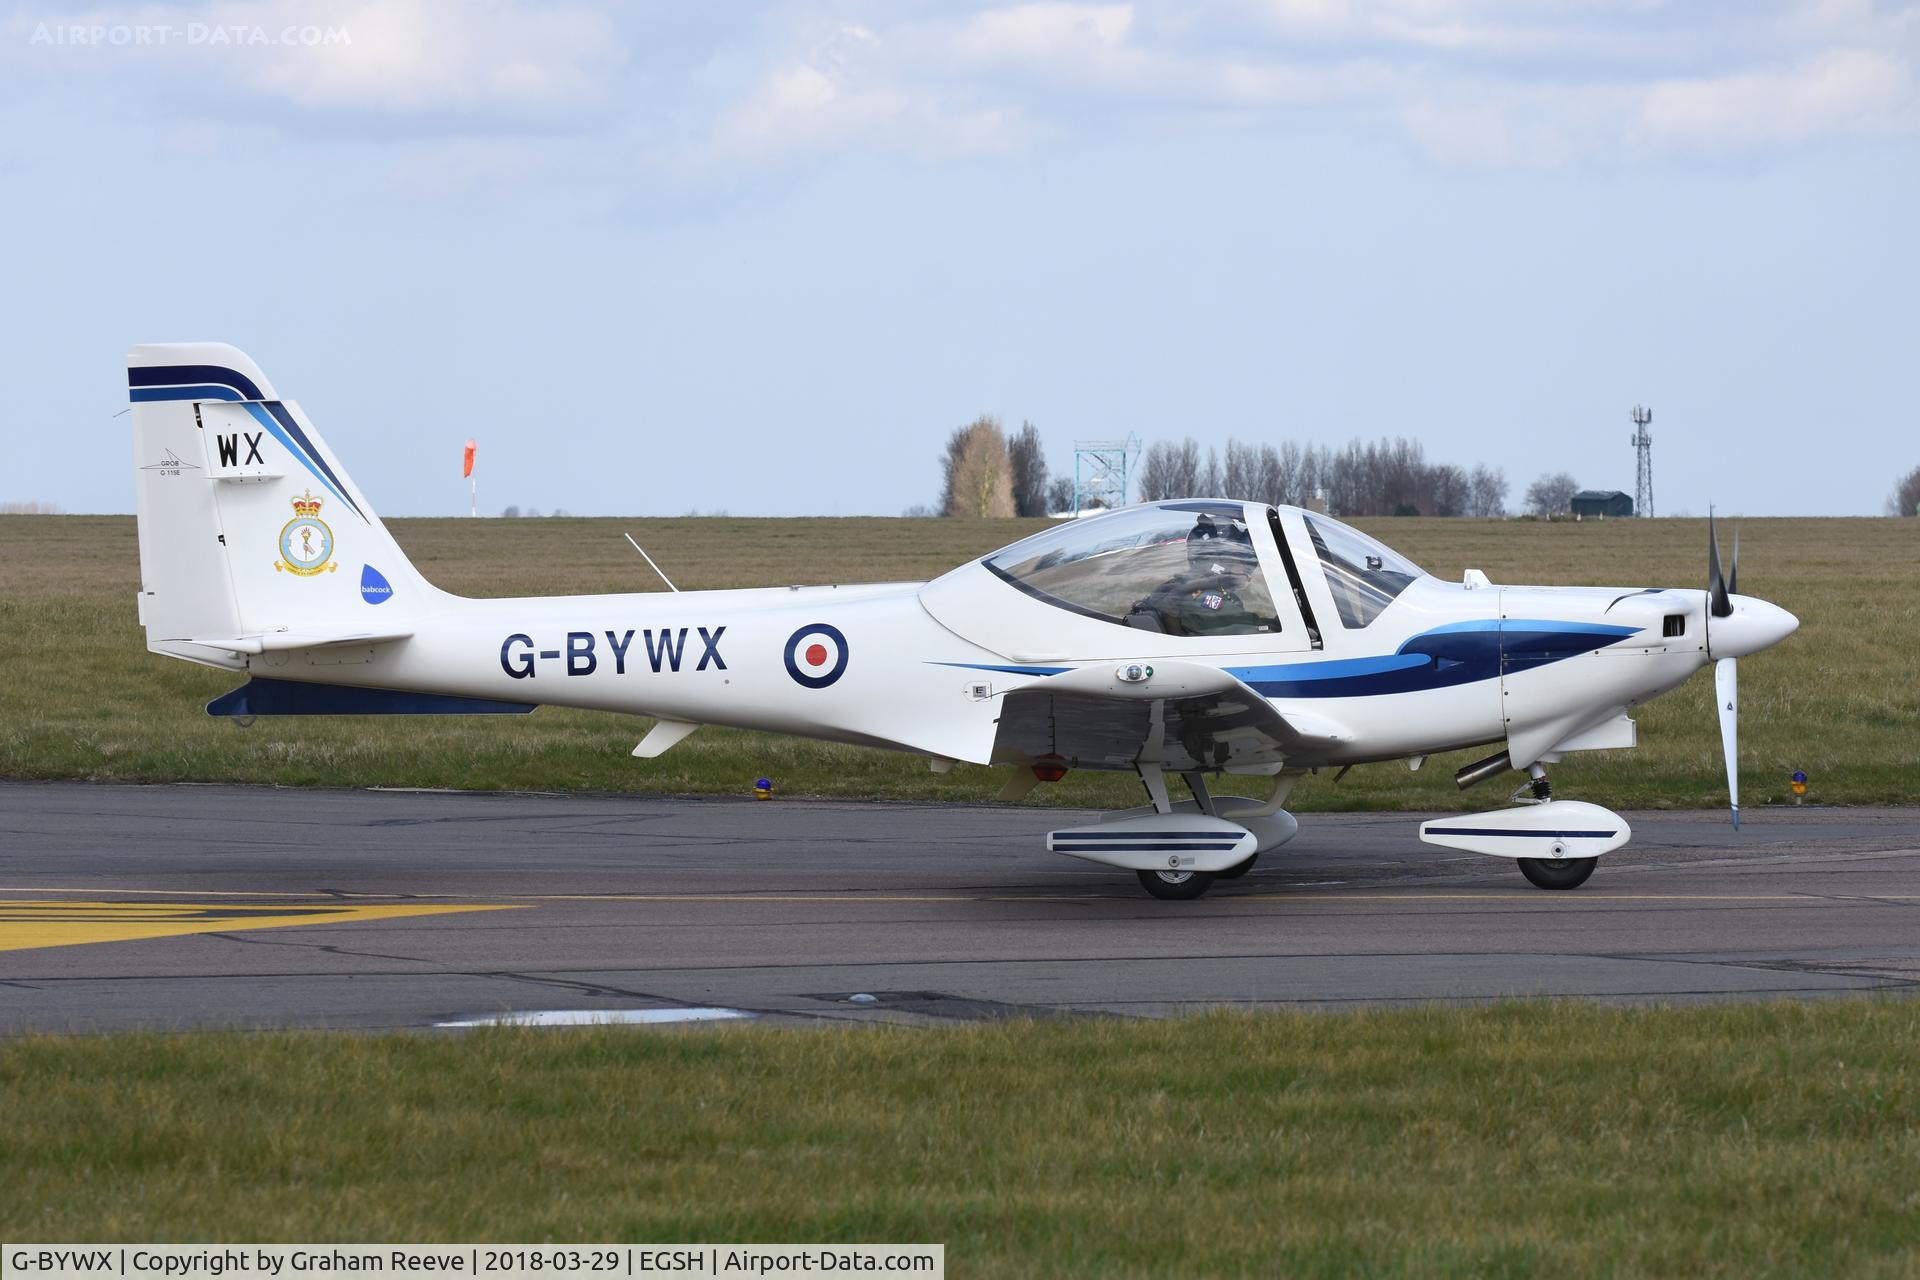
[1454,750,1513,790]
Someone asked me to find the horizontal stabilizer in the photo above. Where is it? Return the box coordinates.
[191,629,414,655]
[207,678,535,717]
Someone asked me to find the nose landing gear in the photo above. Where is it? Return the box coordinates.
[1135,868,1217,900]
[1420,764,1630,889]
[1517,855,1598,890]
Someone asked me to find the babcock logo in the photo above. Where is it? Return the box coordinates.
[360,564,393,604]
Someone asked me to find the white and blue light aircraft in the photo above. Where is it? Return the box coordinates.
[129,343,1798,899]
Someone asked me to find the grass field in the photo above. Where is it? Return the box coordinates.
[1,513,1914,809]
[1,1001,1916,1275]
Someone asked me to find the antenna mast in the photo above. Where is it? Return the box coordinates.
[1630,405,1653,518]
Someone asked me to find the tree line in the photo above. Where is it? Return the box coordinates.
[924,418,1652,520]
[1137,437,1509,517]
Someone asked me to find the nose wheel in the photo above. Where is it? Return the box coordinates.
[1518,856,1597,890]
[1135,869,1217,900]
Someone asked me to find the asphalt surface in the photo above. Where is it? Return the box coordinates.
[1,781,1916,1033]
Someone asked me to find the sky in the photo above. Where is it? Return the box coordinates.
[2,0,1916,518]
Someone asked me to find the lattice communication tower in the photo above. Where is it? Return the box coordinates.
[1629,405,1653,518]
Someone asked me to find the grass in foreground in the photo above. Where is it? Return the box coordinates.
[2,1001,1917,1276]
[1,514,1914,808]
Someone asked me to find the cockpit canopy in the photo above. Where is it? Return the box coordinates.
[983,502,1285,637]
[975,501,1428,642]
[1301,513,1422,628]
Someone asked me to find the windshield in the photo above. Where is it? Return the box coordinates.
[984,503,1284,637]
[1304,515,1423,628]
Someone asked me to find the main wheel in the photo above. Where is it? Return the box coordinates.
[1136,869,1217,900]
[1215,854,1260,880]
[1518,856,1597,890]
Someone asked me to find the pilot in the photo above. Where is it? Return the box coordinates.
[1133,514,1260,636]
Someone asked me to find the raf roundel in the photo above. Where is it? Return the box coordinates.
[784,623,849,689]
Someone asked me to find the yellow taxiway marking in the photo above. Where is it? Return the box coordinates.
[0,901,516,954]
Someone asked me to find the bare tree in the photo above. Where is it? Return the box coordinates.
[1196,446,1222,497]
[1137,441,1178,501]
[1525,471,1580,517]
[1138,438,1203,500]
[1427,464,1470,517]
[1171,439,1202,496]
[1007,421,1049,518]
[1253,443,1287,506]
[1888,466,1920,517]
[1221,440,1259,501]
[945,417,1016,517]
[1292,442,1322,509]
[1045,475,1074,515]
[1467,465,1508,517]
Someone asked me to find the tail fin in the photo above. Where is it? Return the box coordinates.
[129,342,442,666]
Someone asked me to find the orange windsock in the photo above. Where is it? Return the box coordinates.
[462,439,477,478]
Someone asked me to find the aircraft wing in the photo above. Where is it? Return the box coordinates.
[989,660,1351,773]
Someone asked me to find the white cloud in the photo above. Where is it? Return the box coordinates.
[228,0,621,116]
[1397,38,1917,166]
[7,0,623,122]
[10,0,1917,170]
[947,2,1135,61]
[711,23,1030,161]
[1252,0,1623,55]
[1634,48,1916,150]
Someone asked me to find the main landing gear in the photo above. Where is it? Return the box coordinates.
[1046,764,1302,900]
[1140,845,1258,895]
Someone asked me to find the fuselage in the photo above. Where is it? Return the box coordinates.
[227,501,1794,775]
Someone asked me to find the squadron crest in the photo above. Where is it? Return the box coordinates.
[275,490,337,576]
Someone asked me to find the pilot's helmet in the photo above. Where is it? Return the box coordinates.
[1187,514,1257,577]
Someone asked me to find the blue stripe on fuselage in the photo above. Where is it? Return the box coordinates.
[932,661,1074,676]
[1226,618,1639,699]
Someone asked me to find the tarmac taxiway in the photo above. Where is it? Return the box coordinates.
[1,781,1915,1032]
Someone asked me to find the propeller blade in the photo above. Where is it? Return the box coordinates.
[1707,511,1732,618]
[1728,527,1739,597]
[1715,656,1739,829]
